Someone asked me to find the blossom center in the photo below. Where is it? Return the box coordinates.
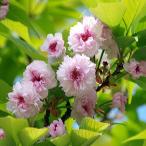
[70,68,81,81]
[82,104,88,113]
[31,71,42,83]
[17,95,25,105]
[135,65,140,73]
[81,30,91,42]
[49,42,57,52]
[54,124,58,131]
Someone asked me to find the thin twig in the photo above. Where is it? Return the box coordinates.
[96,62,123,92]
[97,50,105,69]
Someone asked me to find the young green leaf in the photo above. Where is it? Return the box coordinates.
[80,117,110,132]
[19,127,48,146]
[65,118,75,133]
[0,79,11,103]
[51,134,70,146]
[71,129,101,146]
[123,130,146,143]
[0,116,28,146]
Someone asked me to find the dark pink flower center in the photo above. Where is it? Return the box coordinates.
[81,30,91,42]
[54,124,58,131]
[17,96,25,105]
[82,104,88,112]
[135,65,140,73]
[71,68,81,81]
[31,71,42,82]
[49,42,57,52]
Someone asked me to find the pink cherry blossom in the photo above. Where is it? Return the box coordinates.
[71,90,97,122]
[140,61,146,76]
[112,92,127,112]
[57,54,96,96]
[68,16,100,57]
[0,0,9,20]
[0,129,5,140]
[98,22,119,59]
[124,59,143,79]
[7,81,43,118]
[41,33,65,61]
[23,60,57,99]
[49,119,65,138]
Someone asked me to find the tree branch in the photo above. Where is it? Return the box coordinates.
[96,62,123,92]
[44,108,50,126]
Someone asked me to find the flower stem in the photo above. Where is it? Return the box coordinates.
[44,109,50,126]
[97,50,104,69]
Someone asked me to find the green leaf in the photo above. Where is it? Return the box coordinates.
[71,129,101,146]
[9,36,46,60]
[80,117,110,132]
[7,4,39,38]
[122,0,146,34]
[127,81,135,104]
[0,110,10,117]
[0,79,11,103]
[131,77,146,91]
[116,36,135,49]
[51,134,70,146]
[19,127,48,146]
[90,2,125,27]
[33,139,55,146]
[65,118,75,133]
[123,130,146,143]
[133,47,146,61]
[90,135,116,146]
[2,19,31,43]
[0,116,28,146]
[0,23,45,60]
[81,0,121,9]
[143,140,146,146]
[137,30,146,47]
[81,135,99,146]
[0,23,10,36]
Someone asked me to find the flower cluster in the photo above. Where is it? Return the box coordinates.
[7,16,119,123]
[7,60,57,118]
[124,59,146,79]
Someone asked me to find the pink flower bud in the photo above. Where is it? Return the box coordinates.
[0,129,5,140]
[124,59,143,79]
[49,119,65,138]
[0,0,9,20]
[140,61,146,76]
[41,33,65,62]
[112,92,127,112]
[71,90,97,122]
